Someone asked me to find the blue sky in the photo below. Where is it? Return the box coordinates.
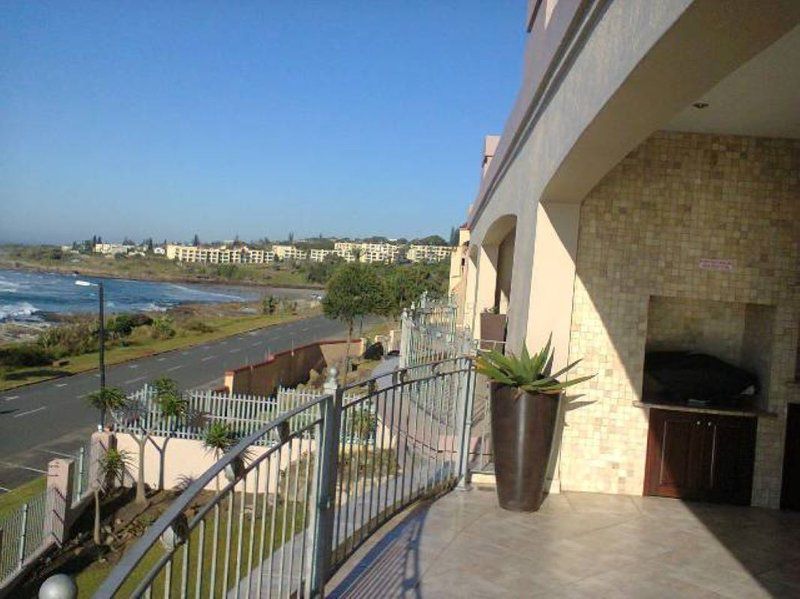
[1,2,524,244]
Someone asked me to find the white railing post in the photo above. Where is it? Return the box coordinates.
[456,359,476,491]
[399,308,410,369]
[17,503,28,570]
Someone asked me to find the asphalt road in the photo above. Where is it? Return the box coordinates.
[0,315,373,490]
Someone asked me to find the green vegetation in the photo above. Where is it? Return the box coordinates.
[0,301,318,392]
[0,477,46,518]
[476,337,595,394]
[322,263,387,382]
[93,448,133,545]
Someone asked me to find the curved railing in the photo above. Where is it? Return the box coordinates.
[95,357,476,598]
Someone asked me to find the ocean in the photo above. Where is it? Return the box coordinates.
[0,268,270,322]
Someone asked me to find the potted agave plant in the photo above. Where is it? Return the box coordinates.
[477,337,593,511]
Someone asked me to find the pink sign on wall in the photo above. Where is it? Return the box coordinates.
[698,258,735,272]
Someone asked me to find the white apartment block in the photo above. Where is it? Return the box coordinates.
[166,244,275,265]
[333,241,399,263]
[272,245,308,262]
[94,243,134,255]
[406,245,453,263]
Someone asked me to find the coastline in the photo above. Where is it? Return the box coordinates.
[0,260,324,291]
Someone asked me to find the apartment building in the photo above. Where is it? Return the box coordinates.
[165,244,274,265]
[406,244,453,263]
[333,241,400,263]
[94,243,134,256]
[272,244,308,262]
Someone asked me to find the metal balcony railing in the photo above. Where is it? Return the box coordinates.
[95,356,476,598]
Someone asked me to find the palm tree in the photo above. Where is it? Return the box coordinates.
[152,376,187,490]
[203,422,236,491]
[85,387,127,430]
[93,447,132,545]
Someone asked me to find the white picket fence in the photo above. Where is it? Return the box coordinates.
[113,385,370,446]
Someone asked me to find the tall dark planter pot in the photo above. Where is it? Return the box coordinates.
[490,383,559,511]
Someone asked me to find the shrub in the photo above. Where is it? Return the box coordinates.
[37,319,98,357]
[107,313,152,337]
[184,319,214,333]
[0,344,54,367]
[150,316,176,340]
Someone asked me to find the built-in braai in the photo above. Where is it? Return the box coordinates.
[642,296,775,413]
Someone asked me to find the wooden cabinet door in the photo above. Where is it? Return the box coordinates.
[645,410,706,499]
[782,404,800,510]
[705,415,757,505]
[645,409,756,504]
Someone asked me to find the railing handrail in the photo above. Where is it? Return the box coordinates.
[94,395,327,598]
[96,353,476,598]
[340,356,470,394]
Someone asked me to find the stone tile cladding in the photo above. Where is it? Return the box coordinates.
[561,131,799,507]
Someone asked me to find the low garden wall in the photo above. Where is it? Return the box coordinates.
[223,338,365,396]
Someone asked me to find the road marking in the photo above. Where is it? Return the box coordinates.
[14,406,46,418]
[3,395,19,402]
[124,376,146,385]
[167,365,183,372]
[128,364,139,369]
[229,349,240,354]
[300,327,309,332]
[55,383,68,388]
[181,352,189,356]
[0,460,47,473]
[77,393,88,399]
[251,342,261,348]
[201,356,215,362]
[156,357,166,362]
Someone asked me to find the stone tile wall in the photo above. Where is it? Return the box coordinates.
[561,131,800,507]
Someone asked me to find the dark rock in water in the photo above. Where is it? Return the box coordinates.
[363,342,384,361]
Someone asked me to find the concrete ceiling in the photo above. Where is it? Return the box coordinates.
[665,25,800,138]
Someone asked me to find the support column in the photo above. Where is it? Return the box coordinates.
[46,458,75,545]
[462,251,478,332]
[523,202,581,370]
[471,245,499,338]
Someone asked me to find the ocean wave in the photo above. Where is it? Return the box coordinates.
[0,301,41,322]
[0,278,21,293]
[140,302,168,312]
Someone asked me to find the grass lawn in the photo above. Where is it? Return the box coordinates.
[0,476,46,517]
[0,308,320,392]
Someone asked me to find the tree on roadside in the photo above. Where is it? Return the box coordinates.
[152,376,188,491]
[86,387,127,431]
[116,391,157,506]
[92,447,132,545]
[203,421,237,491]
[322,263,387,383]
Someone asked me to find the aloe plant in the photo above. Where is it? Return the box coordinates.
[476,337,594,395]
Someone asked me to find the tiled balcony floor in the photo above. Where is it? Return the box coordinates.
[327,486,800,598]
